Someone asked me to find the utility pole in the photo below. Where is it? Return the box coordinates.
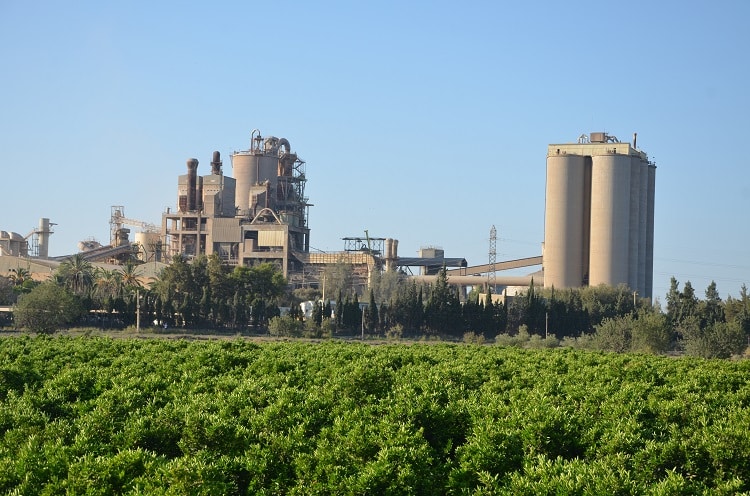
[488,225,496,293]
[136,289,141,331]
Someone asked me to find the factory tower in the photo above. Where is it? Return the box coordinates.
[543,132,656,298]
[162,130,311,278]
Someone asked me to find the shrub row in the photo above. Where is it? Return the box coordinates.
[1,336,749,494]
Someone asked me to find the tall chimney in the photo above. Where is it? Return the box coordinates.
[211,151,222,175]
[186,158,199,211]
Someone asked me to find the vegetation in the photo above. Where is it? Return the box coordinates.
[12,283,84,334]
[2,257,749,358]
[1,337,749,494]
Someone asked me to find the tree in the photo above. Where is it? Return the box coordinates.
[0,276,14,305]
[371,269,403,304]
[93,268,124,324]
[701,280,724,326]
[335,290,344,329]
[8,267,37,296]
[630,310,672,354]
[207,253,231,327]
[424,266,460,336]
[248,262,287,302]
[152,255,198,327]
[13,283,84,334]
[56,254,95,297]
[593,315,632,353]
[682,320,746,359]
[366,289,379,334]
[725,284,750,337]
[322,261,354,301]
[267,315,303,337]
[665,276,681,327]
[312,299,323,327]
[679,281,699,323]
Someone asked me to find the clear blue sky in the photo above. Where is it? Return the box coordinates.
[2,1,749,302]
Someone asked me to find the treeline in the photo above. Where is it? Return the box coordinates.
[279,268,750,358]
[1,253,287,332]
[2,255,749,357]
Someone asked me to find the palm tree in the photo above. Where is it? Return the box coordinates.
[57,254,94,296]
[9,267,30,285]
[93,268,122,317]
[118,261,142,292]
[120,262,145,327]
[94,268,122,301]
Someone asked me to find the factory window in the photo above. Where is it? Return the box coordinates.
[244,230,258,240]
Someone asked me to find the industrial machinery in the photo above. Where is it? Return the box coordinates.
[110,206,161,262]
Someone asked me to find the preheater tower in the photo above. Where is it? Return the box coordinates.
[543,133,656,298]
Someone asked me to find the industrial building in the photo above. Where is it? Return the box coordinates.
[1,129,656,300]
[159,130,467,291]
[542,132,656,298]
[161,130,311,278]
[0,218,54,259]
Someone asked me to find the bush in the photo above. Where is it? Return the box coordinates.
[302,318,334,338]
[526,335,560,349]
[463,332,485,345]
[630,310,672,354]
[683,320,747,358]
[268,315,303,337]
[386,324,404,340]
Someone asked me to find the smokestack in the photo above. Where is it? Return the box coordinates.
[211,151,222,175]
[37,218,54,259]
[187,158,199,211]
[633,132,638,150]
[197,176,203,212]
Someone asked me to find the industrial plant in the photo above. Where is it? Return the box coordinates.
[0,130,655,299]
[543,132,656,298]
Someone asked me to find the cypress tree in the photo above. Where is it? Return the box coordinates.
[367,289,379,333]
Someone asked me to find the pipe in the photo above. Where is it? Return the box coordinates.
[410,274,541,286]
[251,129,261,150]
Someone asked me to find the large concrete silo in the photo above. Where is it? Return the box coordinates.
[645,163,656,298]
[589,154,632,288]
[231,152,258,216]
[232,151,280,217]
[542,134,656,298]
[543,154,588,289]
[627,157,642,294]
[637,158,649,296]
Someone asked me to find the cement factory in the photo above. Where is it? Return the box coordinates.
[0,130,656,299]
